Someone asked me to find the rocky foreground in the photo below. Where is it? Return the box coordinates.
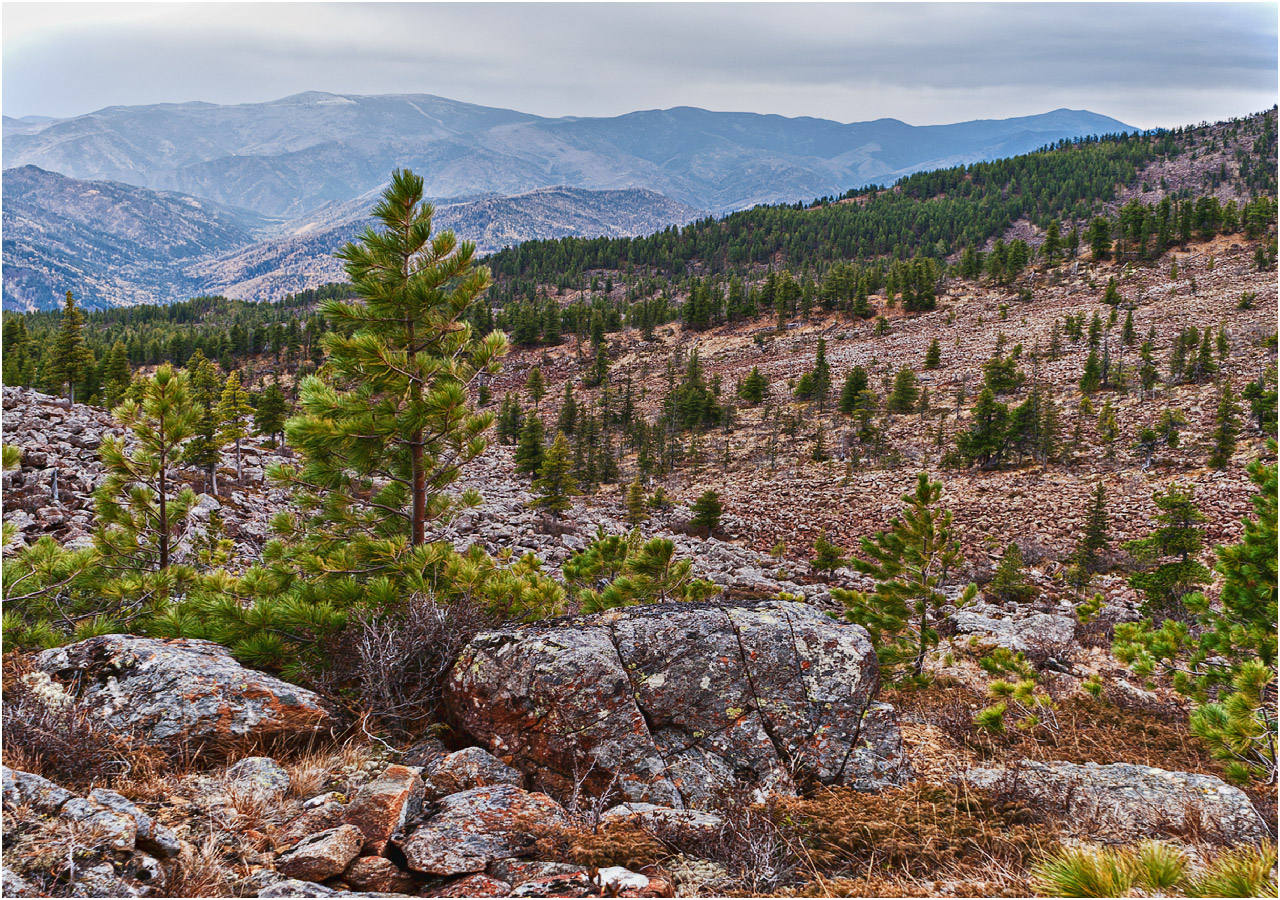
[2,609,1270,898]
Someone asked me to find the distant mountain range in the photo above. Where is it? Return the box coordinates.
[3,167,704,310]
[2,92,1134,309]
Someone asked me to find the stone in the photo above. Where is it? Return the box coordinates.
[277,825,366,882]
[68,862,145,898]
[445,600,909,806]
[35,635,333,747]
[434,873,514,897]
[2,866,39,898]
[599,802,724,833]
[487,860,587,887]
[342,857,415,894]
[949,605,1077,658]
[962,760,1268,844]
[257,878,337,898]
[340,764,424,855]
[509,871,598,898]
[393,784,568,876]
[87,788,180,858]
[59,797,139,852]
[2,765,74,813]
[227,757,292,802]
[423,747,524,800]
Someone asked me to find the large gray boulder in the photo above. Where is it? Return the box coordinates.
[35,635,333,747]
[445,600,909,807]
[962,760,1268,844]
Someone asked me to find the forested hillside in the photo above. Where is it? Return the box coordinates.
[1,110,1276,899]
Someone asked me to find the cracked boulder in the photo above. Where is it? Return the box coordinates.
[444,600,909,806]
[34,635,334,748]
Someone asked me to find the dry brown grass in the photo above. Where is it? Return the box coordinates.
[159,834,243,898]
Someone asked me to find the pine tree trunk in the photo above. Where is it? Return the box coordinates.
[235,438,242,482]
[159,458,169,570]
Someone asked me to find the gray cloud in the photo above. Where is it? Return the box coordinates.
[4,2,1276,128]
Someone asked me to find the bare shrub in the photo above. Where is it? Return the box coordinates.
[314,594,494,737]
[1,653,168,789]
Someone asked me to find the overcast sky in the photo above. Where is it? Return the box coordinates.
[3,2,1276,128]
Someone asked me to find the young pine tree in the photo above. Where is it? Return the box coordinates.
[95,365,199,573]
[277,169,508,549]
[835,473,976,681]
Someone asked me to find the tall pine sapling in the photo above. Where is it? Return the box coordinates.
[834,473,976,681]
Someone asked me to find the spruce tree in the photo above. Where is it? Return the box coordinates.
[1208,382,1240,470]
[957,388,1009,468]
[532,432,578,523]
[924,338,942,369]
[215,371,254,482]
[555,382,579,435]
[183,350,225,494]
[736,366,768,404]
[626,476,648,525]
[278,169,507,548]
[838,366,869,416]
[989,542,1034,603]
[1124,484,1210,620]
[526,366,546,410]
[514,412,546,476]
[253,381,289,447]
[1078,483,1110,572]
[689,490,723,537]
[51,290,93,406]
[812,531,847,580]
[101,341,132,409]
[496,392,522,444]
[887,367,920,414]
[834,473,976,680]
